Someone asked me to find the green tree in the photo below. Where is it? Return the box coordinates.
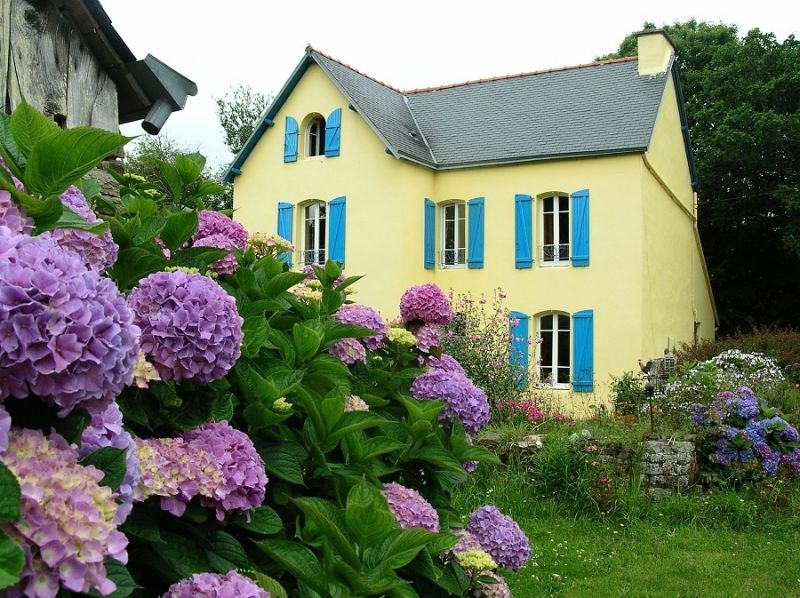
[214,83,272,155]
[124,133,232,210]
[603,21,800,332]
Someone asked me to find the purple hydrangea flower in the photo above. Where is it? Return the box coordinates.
[410,368,490,434]
[467,506,531,571]
[128,270,243,384]
[163,571,270,597]
[781,449,800,473]
[41,186,118,273]
[763,457,780,475]
[1,428,128,598]
[452,528,483,554]
[192,210,248,250]
[428,353,466,375]
[78,403,139,524]
[400,284,452,325]
[0,403,9,453]
[0,157,32,235]
[192,233,240,276]
[780,424,800,443]
[334,304,388,350]
[183,421,267,520]
[134,437,224,517]
[0,228,140,415]
[415,322,441,354]
[329,337,367,365]
[382,482,440,532]
[723,387,760,420]
[473,572,511,598]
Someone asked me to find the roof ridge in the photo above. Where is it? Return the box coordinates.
[404,56,638,94]
[307,46,405,94]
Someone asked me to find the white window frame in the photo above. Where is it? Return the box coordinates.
[301,201,326,266]
[440,201,466,268]
[537,312,571,389]
[305,116,326,158]
[539,194,570,266]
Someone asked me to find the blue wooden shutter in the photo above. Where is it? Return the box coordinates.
[571,189,590,266]
[328,196,346,265]
[276,202,294,266]
[509,311,529,387]
[572,309,594,392]
[284,116,298,162]
[467,197,485,269]
[424,199,435,270]
[515,194,533,268]
[324,108,342,157]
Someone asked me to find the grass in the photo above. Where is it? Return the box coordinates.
[453,459,800,597]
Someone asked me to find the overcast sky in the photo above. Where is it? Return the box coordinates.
[103,0,798,171]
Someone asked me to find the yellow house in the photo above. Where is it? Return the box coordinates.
[226,30,717,411]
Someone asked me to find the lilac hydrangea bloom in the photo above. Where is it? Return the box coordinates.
[128,270,243,384]
[400,283,452,325]
[0,157,32,235]
[134,437,224,516]
[452,529,483,554]
[781,449,800,473]
[192,233,240,276]
[1,429,128,598]
[183,421,267,520]
[414,322,441,353]
[0,228,140,415]
[382,482,440,532]
[467,506,531,571]
[0,403,9,453]
[335,304,388,350]
[428,353,465,375]
[163,571,270,597]
[192,210,248,249]
[329,337,367,365]
[41,186,118,273]
[410,368,490,434]
[781,423,800,443]
[473,572,511,598]
[78,403,139,523]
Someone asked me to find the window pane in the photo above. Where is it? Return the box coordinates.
[559,211,569,244]
[445,217,455,250]
[458,214,465,251]
[543,196,553,212]
[540,330,552,367]
[540,314,553,331]
[305,218,315,251]
[543,211,554,246]
[558,314,570,331]
[558,330,570,367]
[557,195,568,212]
[557,367,570,384]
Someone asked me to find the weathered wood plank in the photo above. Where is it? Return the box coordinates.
[0,0,11,112]
[7,0,70,119]
[66,32,117,129]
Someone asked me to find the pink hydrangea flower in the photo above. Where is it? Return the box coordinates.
[410,368,490,434]
[163,571,269,597]
[382,482,440,532]
[335,304,387,350]
[400,284,452,325]
[414,322,441,353]
[467,506,531,571]
[329,337,367,365]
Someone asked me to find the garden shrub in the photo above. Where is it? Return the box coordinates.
[609,371,647,416]
[689,386,800,485]
[0,102,532,597]
[676,325,800,384]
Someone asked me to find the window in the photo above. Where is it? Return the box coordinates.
[306,116,326,157]
[302,202,326,265]
[441,202,466,266]
[541,194,569,263]
[538,312,570,388]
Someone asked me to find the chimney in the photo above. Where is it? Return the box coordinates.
[636,30,675,76]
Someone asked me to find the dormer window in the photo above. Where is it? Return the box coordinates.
[306,115,326,157]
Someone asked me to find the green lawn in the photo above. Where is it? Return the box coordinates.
[453,462,800,597]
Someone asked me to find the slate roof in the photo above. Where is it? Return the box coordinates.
[225,47,674,179]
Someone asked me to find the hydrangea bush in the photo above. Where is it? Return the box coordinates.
[0,103,527,596]
[689,386,800,481]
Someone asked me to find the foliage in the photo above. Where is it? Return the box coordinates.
[0,102,529,597]
[442,289,527,404]
[124,134,231,211]
[609,371,646,417]
[214,84,271,155]
[676,325,800,384]
[603,21,800,332]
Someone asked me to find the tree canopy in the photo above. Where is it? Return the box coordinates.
[604,20,800,333]
[214,83,271,155]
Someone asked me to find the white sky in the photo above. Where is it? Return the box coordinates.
[104,0,799,170]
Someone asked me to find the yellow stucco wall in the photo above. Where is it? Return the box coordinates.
[233,63,715,414]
